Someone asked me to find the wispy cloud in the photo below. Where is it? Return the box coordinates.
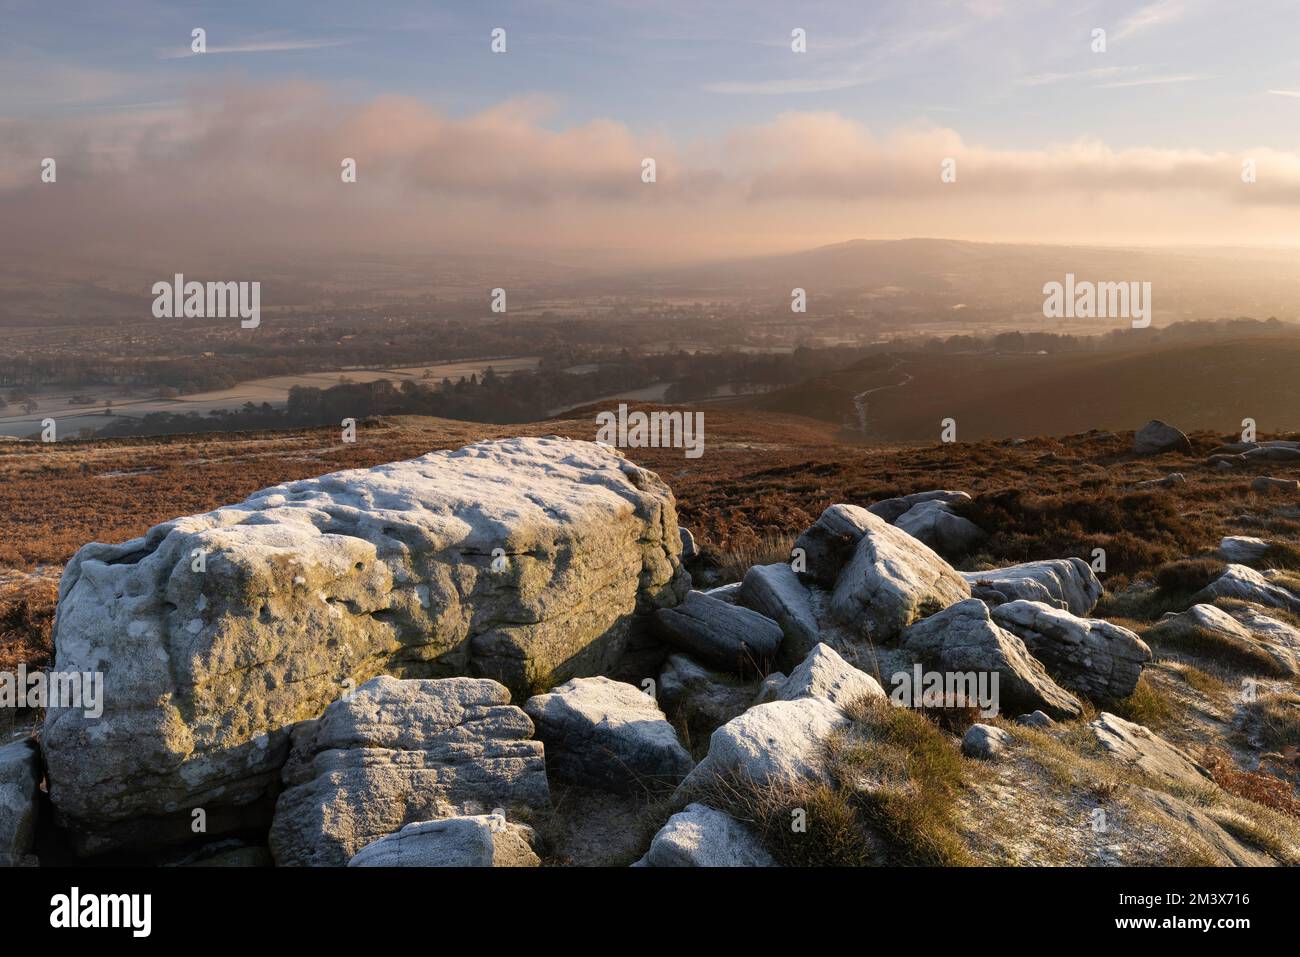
[1115,0,1186,41]
[1268,89,1300,98]
[158,37,352,60]
[1095,73,1208,89]
[1019,67,1139,87]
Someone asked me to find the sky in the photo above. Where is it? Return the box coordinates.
[3,0,1300,269]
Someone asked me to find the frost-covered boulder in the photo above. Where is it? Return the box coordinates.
[893,500,987,557]
[900,599,1083,720]
[42,437,687,853]
[270,676,549,867]
[1149,604,1297,675]
[791,504,878,587]
[0,739,40,867]
[991,600,1152,701]
[737,563,820,668]
[653,591,783,673]
[828,511,970,641]
[775,643,884,709]
[1192,564,1300,615]
[634,803,775,867]
[1219,536,1271,563]
[524,677,693,794]
[961,558,1103,616]
[868,490,972,524]
[1090,713,1213,790]
[348,815,540,868]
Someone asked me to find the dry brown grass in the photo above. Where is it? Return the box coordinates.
[1201,746,1300,817]
[0,578,57,672]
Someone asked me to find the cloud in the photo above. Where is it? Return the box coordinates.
[3,81,1300,270]
[1094,73,1208,88]
[1115,0,1187,40]
[158,37,353,59]
[1268,89,1300,98]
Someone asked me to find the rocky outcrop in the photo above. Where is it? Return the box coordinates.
[1220,536,1271,563]
[962,724,1011,760]
[653,591,783,673]
[893,500,987,557]
[0,739,40,867]
[634,803,776,867]
[1138,789,1276,867]
[868,490,972,524]
[523,677,693,794]
[1133,420,1192,455]
[962,558,1103,616]
[792,504,879,587]
[990,600,1151,701]
[1090,712,1213,790]
[828,510,970,640]
[1192,564,1300,614]
[348,815,540,867]
[900,599,1084,720]
[1220,603,1300,654]
[774,643,884,709]
[737,563,820,668]
[269,676,550,867]
[42,437,686,853]
[1252,477,1300,494]
[679,698,848,793]
[1149,604,1297,675]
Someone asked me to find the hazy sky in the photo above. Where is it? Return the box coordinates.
[4,0,1300,267]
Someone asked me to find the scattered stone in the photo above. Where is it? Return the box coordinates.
[1133,419,1192,455]
[679,698,848,794]
[1090,712,1214,790]
[679,527,698,561]
[868,490,972,524]
[0,738,40,867]
[1192,564,1300,615]
[43,436,688,852]
[1136,472,1186,489]
[961,558,1103,616]
[269,676,550,867]
[653,591,784,673]
[1252,476,1300,494]
[828,510,970,641]
[1220,603,1300,654]
[1014,710,1055,728]
[1244,446,1300,463]
[774,643,885,709]
[633,803,776,867]
[348,815,540,867]
[962,723,1012,760]
[990,600,1152,701]
[1150,604,1296,675]
[893,500,987,556]
[524,677,693,794]
[900,599,1084,720]
[1220,536,1271,563]
[737,562,820,668]
[752,672,787,706]
[658,654,757,736]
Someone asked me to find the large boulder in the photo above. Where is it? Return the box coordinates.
[868,490,972,524]
[42,437,687,853]
[774,643,885,709]
[678,698,848,794]
[523,677,693,794]
[1252,477,1300,494]
[1148,604,1297,675]
[828,511,970,641]
[1219,536,1271,563]
[893,500,987,557]
[0,739,41,866]
[737,563,820,668]
[1220,603,1300,654]
[653,591,783,673]
[634,803,775,867]
[348,815,540,868]
[1133,420,1192,455]
[961,558,1103,616]
[1090,712,1214,790]
[269,676,549,867]
[990,600,1152,701]
[900,599,1084,720]
[1192,564,1300,615]
[791,504,879,587]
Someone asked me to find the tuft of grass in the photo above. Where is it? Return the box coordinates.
[1178,664,1232,698]
[708,533,797,585]
[1154,558,1225,594]
[1109,672,1177,729]
[0,578,57,673]
[1259,541,1300,571]
[1242,690,1300,752]
[1201,746,1300,818]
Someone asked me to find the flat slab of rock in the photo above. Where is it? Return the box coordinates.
[990,600,1152,701]
[634,803,775,867]
[828,510,970,641]
[1090,712,1213,790]
[1149,604,1297,675]
[653,591,783,673]
[1134,420,1192,455]
[868,490,972,524]
[270,676,550,866]
[1220,536,1271,563]
[0,739,40,866]
[901,599,1083,720]
[1220,603,1300,654]
[43,436,687,852]
[737,563,820,668]
[524,677,693,794]
[1138,788,1275,867]
[962,723,1012,760]
[1192,564,1300,615]
[893,500,987,557]
[775,643,884,709]
[679,697,848,794]
[962,558,1103,616]
[348,815,540,867]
